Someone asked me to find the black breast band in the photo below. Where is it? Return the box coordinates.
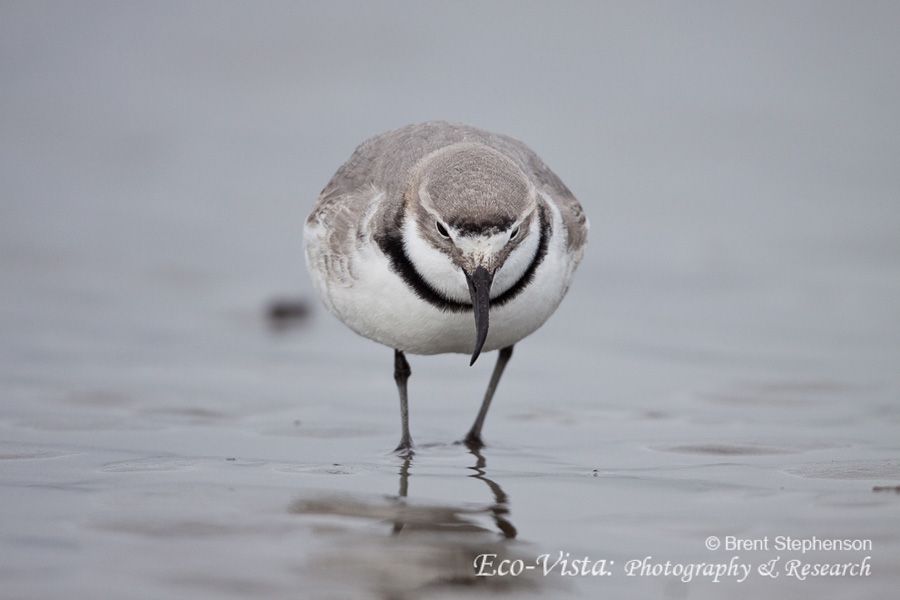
[376,203,551,313]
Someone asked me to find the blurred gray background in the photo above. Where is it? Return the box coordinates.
[3,1,898,383]
[2,2,899,599]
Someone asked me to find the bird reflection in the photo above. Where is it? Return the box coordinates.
[391,443,516,539]
[466,444,517,539]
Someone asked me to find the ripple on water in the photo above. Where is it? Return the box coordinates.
[788,460,900,481]
[65,389,136,408]
[260,425,374,439]
[275,463,359,475]
[91,518,295,539]
[139,406,228,424]
[697,380,864,407]
[653,443,798,456]
[0,448,77,461]
[101,457,198,472]
[15,414,158,432]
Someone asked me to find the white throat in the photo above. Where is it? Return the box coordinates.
[493,215,540,295]
[402,211,541,302]
[402,217,469,302]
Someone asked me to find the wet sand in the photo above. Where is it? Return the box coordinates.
[2,3,900,598]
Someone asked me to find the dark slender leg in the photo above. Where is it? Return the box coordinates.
[464,345,514,448]
[393,349,413,453]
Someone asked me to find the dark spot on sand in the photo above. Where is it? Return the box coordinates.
[265,297,311,330]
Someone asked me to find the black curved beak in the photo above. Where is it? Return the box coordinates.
[464,266,493,366]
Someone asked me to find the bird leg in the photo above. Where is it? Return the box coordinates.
[464,345,514,448]
[393,349,413,454]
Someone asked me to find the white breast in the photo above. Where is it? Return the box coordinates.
[304,194,578,355]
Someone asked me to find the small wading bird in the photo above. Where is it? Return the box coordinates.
[305,122,587,453]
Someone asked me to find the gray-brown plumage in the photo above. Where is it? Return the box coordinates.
[309,121,587,274]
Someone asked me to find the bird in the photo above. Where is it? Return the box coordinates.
[304,122,588,453]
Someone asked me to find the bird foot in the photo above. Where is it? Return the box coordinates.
[393,439,414,457]
[460,432,485,450]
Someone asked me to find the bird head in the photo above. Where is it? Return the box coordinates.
[402,143,541,365]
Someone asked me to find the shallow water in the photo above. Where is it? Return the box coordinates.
[2,3,900,598]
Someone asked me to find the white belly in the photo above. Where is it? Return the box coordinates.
[305,203,578,355]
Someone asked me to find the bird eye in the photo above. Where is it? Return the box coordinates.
[509,226,520,239]
[435,221,450,238]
